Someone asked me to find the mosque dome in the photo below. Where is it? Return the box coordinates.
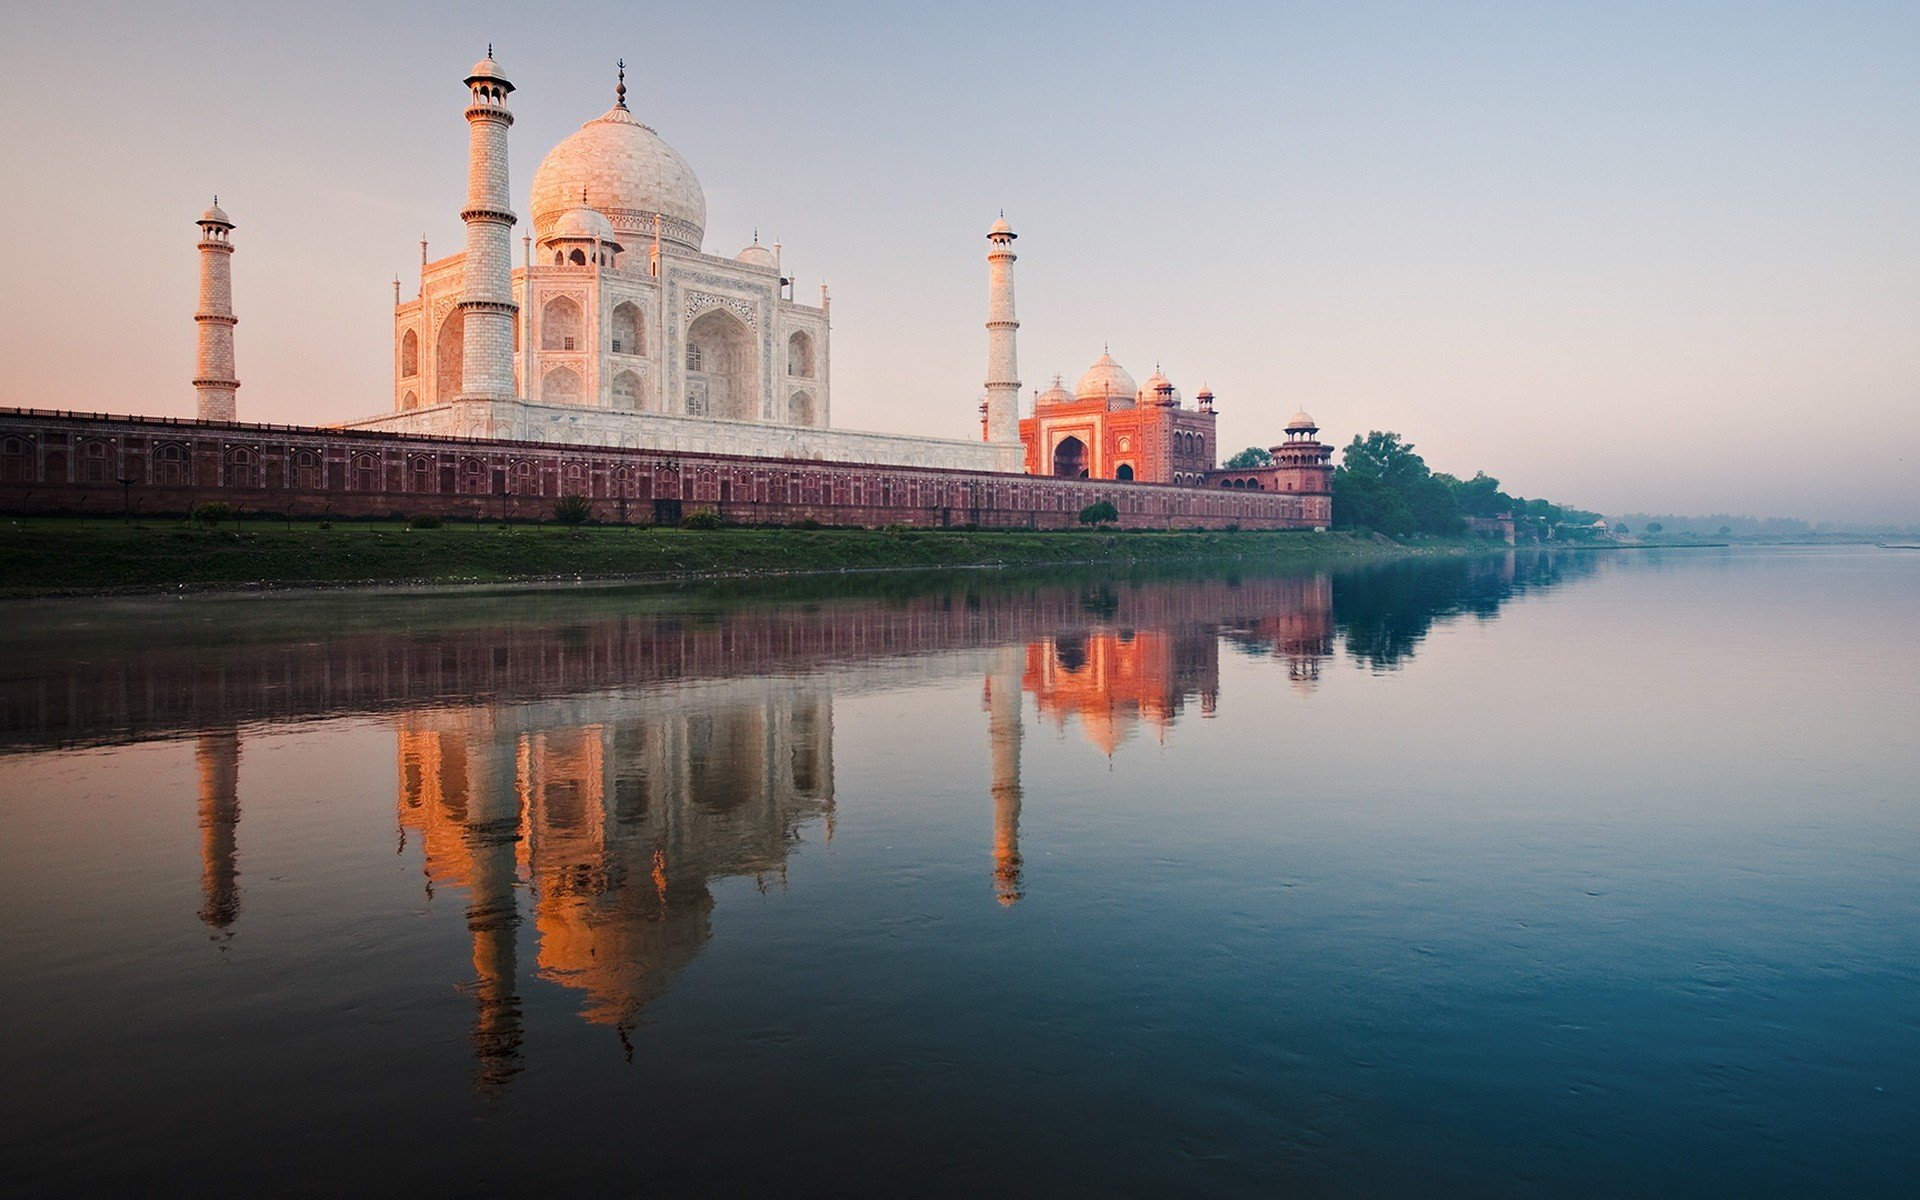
[546,204,619,245]
[1035,375,1074,407]
[736,242,776,268]
[1286,410,1318,432]
[530,105,707,253]
[1075,352,1137,405]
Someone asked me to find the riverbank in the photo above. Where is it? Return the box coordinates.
[0,517,1501,598]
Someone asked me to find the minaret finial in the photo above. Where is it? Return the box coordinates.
[616,59,627,109]
[487,42,493,58]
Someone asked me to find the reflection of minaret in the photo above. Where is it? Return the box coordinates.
[195,729,241,932]
[985,646,1023,906]
[464,730,524,1096]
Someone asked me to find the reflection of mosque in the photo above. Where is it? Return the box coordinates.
[392,684,834,1090]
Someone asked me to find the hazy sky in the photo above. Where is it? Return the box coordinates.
[3,1,1915,522]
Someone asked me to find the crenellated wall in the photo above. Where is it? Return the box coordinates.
[0,408,1332,531]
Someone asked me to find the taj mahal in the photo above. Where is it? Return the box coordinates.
[1,50,1334,530]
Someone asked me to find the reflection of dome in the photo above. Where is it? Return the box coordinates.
[736,242,775,268]
[530,107,706,252]
[1286,410,1318,432]
[546,205,619,246]
[1075,352,1137,404]
[1035,374,1073,407]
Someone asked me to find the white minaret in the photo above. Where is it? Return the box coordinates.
[983,214,1021,447]
[193,198,238,422]
[457,50,519,403]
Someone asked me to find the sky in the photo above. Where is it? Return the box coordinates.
[2,0,1915,523]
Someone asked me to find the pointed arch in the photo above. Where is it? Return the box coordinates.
[399,328,419,377]
[612,369,642,411]
[435,309,464,400]
[685,308,758,422]
[611,302,644,356]
[787,330,815,378]
[541,296,582,351]
[543,365,582,403]
[788,390,815,426]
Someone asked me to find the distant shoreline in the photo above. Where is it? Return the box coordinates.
[0,518,1515,600]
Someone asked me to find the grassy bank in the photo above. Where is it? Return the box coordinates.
[0,517,1499,597]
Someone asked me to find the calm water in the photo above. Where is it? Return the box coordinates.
[1,548,1915,1197]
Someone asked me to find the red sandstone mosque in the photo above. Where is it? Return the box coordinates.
[0,52,1333,530]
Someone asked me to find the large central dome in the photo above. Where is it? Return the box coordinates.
[529,105,706,253]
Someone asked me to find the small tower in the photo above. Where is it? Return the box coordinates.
[457,50,520,403]
[193,198,239,422]
[983,214,1021,446]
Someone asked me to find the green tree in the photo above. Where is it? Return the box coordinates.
[1224,446,1273,469]
[1078,500,1119,526]
[554,494,591,526]
[191,501,232,527]
[1342,431,1431,492]
[1646,522,1663,534]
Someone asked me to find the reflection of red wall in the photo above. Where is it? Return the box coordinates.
[0,408,1323,531]
[1023,629,1219,753]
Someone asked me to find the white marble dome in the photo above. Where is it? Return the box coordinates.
[1035,374,1074,407]
[1076,352,1137,404]
[530,106,706,252]
[736,242,776,268]
[545,204,619,246]
[199,199,231,226]
[1286,410,1318,431]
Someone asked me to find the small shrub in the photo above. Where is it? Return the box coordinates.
[554,494,591,527]
[792,518,823,531]
[1078,501,1119,526]
[191,501,233,527]
[680,507,723,530]
[408,513,443,530]
[318,520,333,530]
[881,522,912,534]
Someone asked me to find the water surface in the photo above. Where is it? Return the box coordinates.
[1,548,1914,1197]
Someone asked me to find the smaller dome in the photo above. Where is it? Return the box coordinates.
[1035,374,1073,407]
[546,205,619,246]
[1142,368,1179,406]
[1076,351,1137,405]
[467,56,509,83]
[1286,410,1318,431]
[989,216,1015,238]
[736,242,776,268]
[199,199,231,226]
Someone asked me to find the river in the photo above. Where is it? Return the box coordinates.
[1,547,1914,1196]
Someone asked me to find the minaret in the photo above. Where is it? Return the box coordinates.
[985,646,1024,905]
[196,729,242,931]
[457,50,520,403]
[983,214,1021,447]
[193,199,238,422]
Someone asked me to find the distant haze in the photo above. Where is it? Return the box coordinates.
[2,1,1915,523]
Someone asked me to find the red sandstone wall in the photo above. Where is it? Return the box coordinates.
[0,408,1331,530]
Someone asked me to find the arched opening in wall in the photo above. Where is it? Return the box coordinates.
[1,437,32,483]
[542,296,581,352]
[353,454,379,491]
[402,391,419,411]
[1115,463,1135,481]
[788,390,815,426]
[612,370,641,411]
[543,365,582,404]
[435,310,464,400]
[460,458,484,494]
[611,302,644,355]
[294,450,322,490]
[1052,436,1088,479]
[153,443,188,486]
[410,456,434,493]
[788,331,815,378]
[568,248,586,266]
[400,329,419,378]
[685,307,757,422]
[80,440,111,484]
